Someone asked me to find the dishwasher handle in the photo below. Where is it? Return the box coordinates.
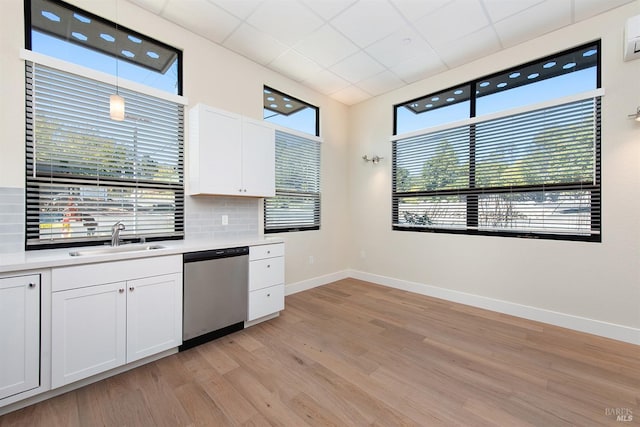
[183,246,249,263]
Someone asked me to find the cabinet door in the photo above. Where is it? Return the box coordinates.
[51,282,126,388]
[192,106,242,195]
[0,275,40,400]
[126,273,182,363]
[241,119,275,197]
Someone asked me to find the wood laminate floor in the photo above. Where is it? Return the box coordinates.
[1,278,639,426]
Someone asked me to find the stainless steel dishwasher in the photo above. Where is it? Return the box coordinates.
[180,246,248,351]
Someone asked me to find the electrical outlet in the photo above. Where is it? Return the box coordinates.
[309,255,315,264]
[221,215,228,225]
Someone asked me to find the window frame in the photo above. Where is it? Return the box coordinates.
[23,0,185,250]
[392,41,602,242]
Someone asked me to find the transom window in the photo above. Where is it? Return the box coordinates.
[263,86,319,137]
[392,42,601,241]
[28,0,180,94]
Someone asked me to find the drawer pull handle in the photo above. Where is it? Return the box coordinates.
[267,265,270,268]
[267,250,271,254]
[119,288,125,293]
[28,282,36,288]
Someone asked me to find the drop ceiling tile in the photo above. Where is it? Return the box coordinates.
[330,0,406,48]
[330,85,370,105]
[294,25,359,68]
[391,53,448,84]
[493,0,572,48]
[330,51,386,83]
[573,0,636,22]
[303,69,351,95]
[482,0,545,23]
[269,50,323,82]
[365,28,433,68]
[162,0,240,43]
[223,23,289,65]
[247,0,324,46]
[434,25,501,68]
[356,70,405,96]
[391,0,450,22]
[414,0,490,47]
[301,0,356,20]
[209,0,262,19]
[127,0,168,15]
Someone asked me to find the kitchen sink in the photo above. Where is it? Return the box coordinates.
[69,244,166,257]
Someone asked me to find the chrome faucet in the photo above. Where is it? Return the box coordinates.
[111,221,126,247]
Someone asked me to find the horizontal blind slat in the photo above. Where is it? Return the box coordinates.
[26,61,184,247]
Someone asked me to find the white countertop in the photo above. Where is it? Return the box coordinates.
[0,236,284,274]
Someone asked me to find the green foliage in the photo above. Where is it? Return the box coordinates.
[419,140,467,191]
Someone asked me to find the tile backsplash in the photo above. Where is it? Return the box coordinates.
[185,195,260,241]
[0,188,259,253]
[0,187,24,253]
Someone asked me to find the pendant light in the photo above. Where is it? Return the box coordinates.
[110,93,125,121]
[110,0,125,121]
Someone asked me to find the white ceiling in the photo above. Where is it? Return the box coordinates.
[127,0,634,105]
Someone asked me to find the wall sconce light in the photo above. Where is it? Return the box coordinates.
[628,106,640,122]
[362,155,383,164]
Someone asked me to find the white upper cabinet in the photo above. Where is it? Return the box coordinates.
[189,104,275,197]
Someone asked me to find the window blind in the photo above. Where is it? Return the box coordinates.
[265,130,320,232]
[393,96,601,240]
[26,61,184,248]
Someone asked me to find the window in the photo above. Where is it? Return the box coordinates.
[263,87,321,233]
[392,42,601,241]
[28,0,181,94]
[25,0,184,249]
[263,86,319,136]
[265,130,321,233]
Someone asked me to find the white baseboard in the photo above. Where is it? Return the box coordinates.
[285,269,640,346]
[348,269,640,346]
[285,270,350,295]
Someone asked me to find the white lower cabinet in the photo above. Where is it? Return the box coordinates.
[0,275,40,400]
[51,256,182,388]
[126,274,182,362]
[248,243,285,322]
[51,282,126,388]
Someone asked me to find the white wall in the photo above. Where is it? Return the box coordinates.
[0,0,351,285]
[348,2,640,334]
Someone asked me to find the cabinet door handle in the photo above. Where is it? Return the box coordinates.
[129,286,135,292]
[267,264,270,268]
[267,293,271,297]
[119,288,125,293]
[28,282,36,288]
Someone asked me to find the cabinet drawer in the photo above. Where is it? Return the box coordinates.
[250,243,284,261]
[248,285,284,321]
[249,257,284,291]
